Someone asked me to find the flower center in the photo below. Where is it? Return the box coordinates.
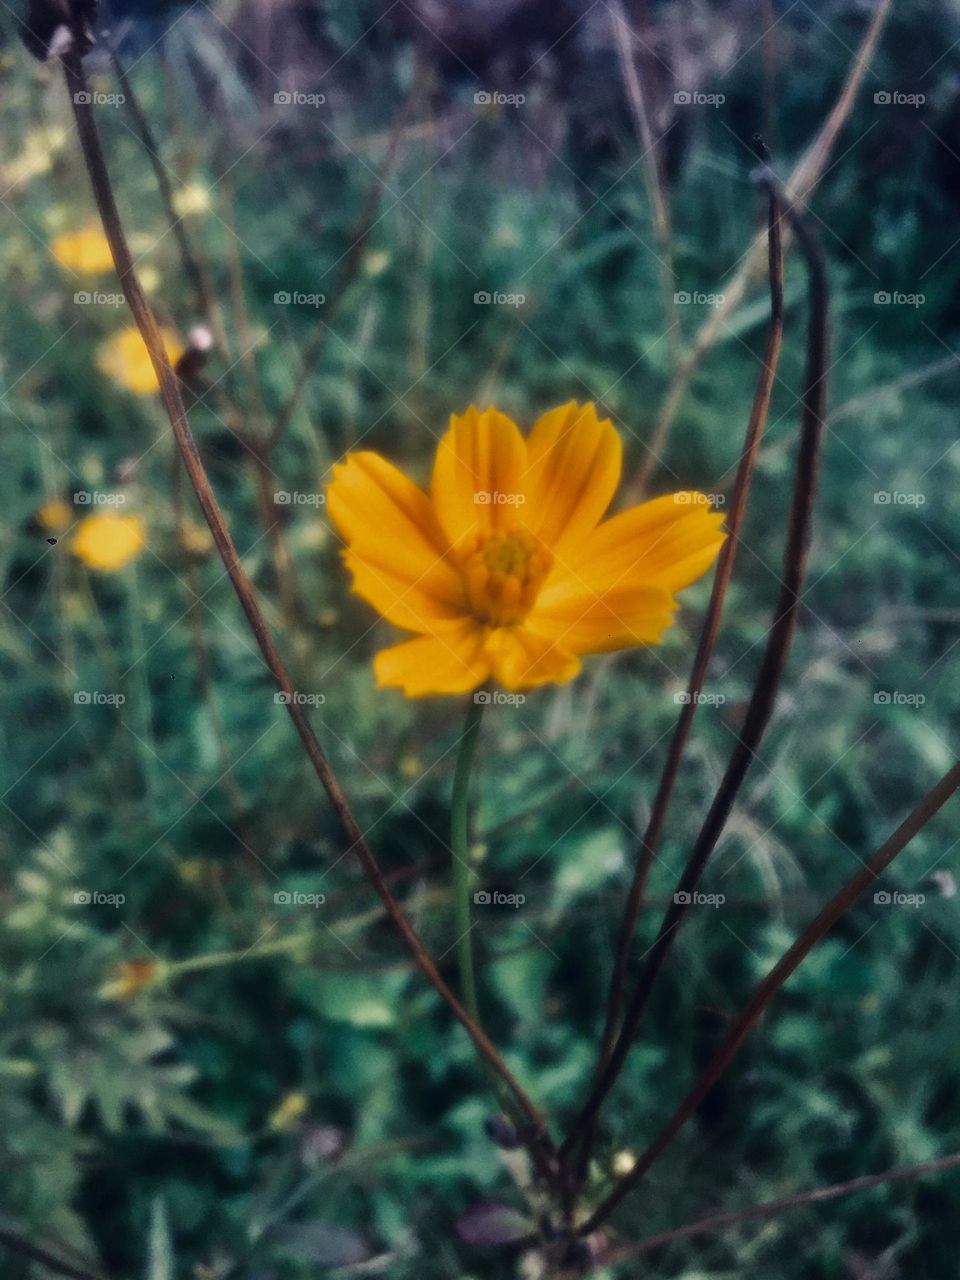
[461,528,552,626]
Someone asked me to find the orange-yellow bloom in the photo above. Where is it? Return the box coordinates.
[99,959,161,1000]
[71,512,146,572]
[36,499,73,532]
[51,224,114,274]
[97,325,183,396]
[327,403,726,696]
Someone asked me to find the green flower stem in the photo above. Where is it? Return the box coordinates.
[450,696,485,1023]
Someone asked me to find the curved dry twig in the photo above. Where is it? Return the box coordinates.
[630,0,891,498]
[563,188,826,1168]
[61,44,554,1167]
[600,1150,960,1264]
[580,758,960,1232]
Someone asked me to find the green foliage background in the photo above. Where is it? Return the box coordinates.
[1,1,959,1276]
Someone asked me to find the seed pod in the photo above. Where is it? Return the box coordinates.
[20,0,98,62]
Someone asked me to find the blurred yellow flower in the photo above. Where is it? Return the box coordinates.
[179,520,214,558]
[36,499,73,532]
[1,126,68,190]
[99,959,161,1000]
[97,326,183,395]
[327,402,726,696]
[72,512,146,572]
[268,1091,308,1131]
[51,225,114,274]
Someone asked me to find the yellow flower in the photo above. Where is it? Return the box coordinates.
[36,499,73,532]
[97,326,184,396]
[99,959,161,1000]
[268,1091,308,1131]
[50,225,114,274]
[326,402,726,696]
[71,512,146,572]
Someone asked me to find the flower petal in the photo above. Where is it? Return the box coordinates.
[483,627,581,690]
[561,492,726,595]
[374,622,492,696]
[526,583,676,655]
[431,406,527,548]
[327,452,466,632]
[522,402,621,555]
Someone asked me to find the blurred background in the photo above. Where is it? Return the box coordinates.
[2,0,960,1276]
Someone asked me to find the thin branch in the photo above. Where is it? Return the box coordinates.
[562,187,827,1167]
[581,758,960,1230]
[631,0,891,497]
[108,44,218,337]
[264,73,421,454]
[61,45,554,1165]
[608,0,676,357]
[602,1151,960,1263]
[594,143,785,1098]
